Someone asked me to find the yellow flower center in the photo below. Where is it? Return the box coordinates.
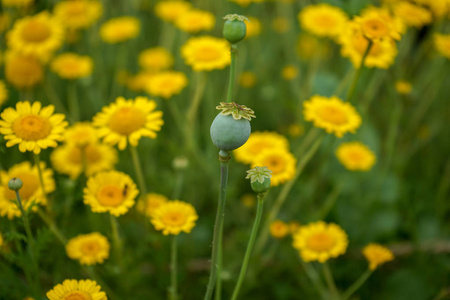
[4,172,39,200]
[21,20,51,43]
[348,150,364,162]
[162,211,187,227]
[195,46,220,62]
[264,155,286,174]
[317,105,348,125]
[13,115,52,141]
[63,291,91,300]
[97,185,124,207]
[108,107,146,135]
[362,19,388,39]
[80,241,100,255]
[307,232,335,252]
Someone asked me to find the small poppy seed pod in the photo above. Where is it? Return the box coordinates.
[8,177,23,191]
[246,166,272,194]
[251,177,271,194]
[223,14,248,44]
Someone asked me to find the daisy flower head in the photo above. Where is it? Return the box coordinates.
[46,279,107,300]
[270,220,289,239]
[181,36,230,71]
[83,170,138,216]
[137,193,168,218]
[175,9,215,33]
[0,101,68,154]
[395,80,412,95]
[154,0,192,23]
[303,95,362,138]
[293,221,348,263]
[92,96,164,150]
[336,142,376,171]
[51,143,117,180]
[0,80,8,107]
[233,131,289,165]
[53,0,103,30]
[355,6,404,42]
[151,200,198,235]
[298,4,348,39]
[393,1,432,28]
[434,33,450,60]
[50,53,93,80]
[363,243,394,270]
[139,47,174,71]
[0,162,55,219]
[100,16,140,44]
[244,17,261,39]
[145,71,188,99]
[125,71,156,93]
[5,52,44,89]
[251,148,296,187]
[64,122,98,147]
[66,232,110,265]
[7,11,64,62]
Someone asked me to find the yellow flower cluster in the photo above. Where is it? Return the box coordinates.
[46,279,107,300]
[53,0,103,31]
[336,142,376,171]
[181,36,230,71]
[66,232,110,265]
[363,243,394,270]
[50,53,93,80]
[100,16,140,44]
[137,193,168,218]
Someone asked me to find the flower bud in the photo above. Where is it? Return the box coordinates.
[223,14,248,44]
[8,177,23,191]
[246,166,272,194]
[251,178,271,194]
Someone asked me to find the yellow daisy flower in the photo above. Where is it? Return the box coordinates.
[175,9,215,33]
[244,17,261,39]
[154,0,192,23]
[234,131,289,165]
[64,122,98,147]
[145,71,188,99]
[124,71,156,93]
[434,33,450,60]
[393,1,432,28]
[0,161,55,219]
[0,12,10,33]
[395,80,412,95]
[5,52,44,89]
[100,16,140,44]
[92,96,164,150]
[362,243,394,270]
[151,200,198,235]
[336,142,376,171]
[303,95,362,138]
[137,193,168,218]
[298,4,348,39]
[238,71,257,88]
[339,21,398,69]
[281,65,298,80]
[2,0,33,8]
[251,148,296,187]
[51,143,117,180]
[66,232,110,265]
[0,81,8,107]
[181,36,231,72]
[83,170,138,216]
[46,279,107,300]
[270,220,289,239]
[7,11,64,62]
[293,221,348,263]
[0,101,68,154]
[355,6,404,41]
[50,53,93,80]
[139,47,174,72]
[53,0,103,30]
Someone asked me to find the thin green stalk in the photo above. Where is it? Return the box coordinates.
[129,146,148,196]
[299,260,328,300]
[226,44,237,102]
[85,265,119,300]
[215,236,223,300]
[169,235,178,300]
[323,262,339,299]
[341,269,372,300]
[231,192,266,300]
[68,80,80,122]
[204,153,230,300]
[110,214,123,266]
[43,79,69,116]
[37,208,67,245]
[33,154,50,212]
[255,135,324,254]
[186,72,207,152]
[110,42,128,99]
[313,184,342,221]
[346,39,373,102]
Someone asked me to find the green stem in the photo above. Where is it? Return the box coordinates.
[186,72,207,152]
[33,154,50,213]
[37,208,67,245]
[85,265,119,300]
[129,146,148,196]
[346,39,373,102]
[341,269,372,300]
[169,235,178,300]
[231,192,266,300]
[68,80,80,122]
[323,262,339,299]
[255,134,324,254]
[299,260,328,300]
[110,42,128,99]
[215,235,223,300]
[110,214,123,267]
[313,184,342,221]
[227,44,237,102]
[204,152,230,300]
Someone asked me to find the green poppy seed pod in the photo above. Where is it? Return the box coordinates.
[251,177,271,194]
[210,113,251,151]
[223,19,246,44]
[8,177,23,191]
